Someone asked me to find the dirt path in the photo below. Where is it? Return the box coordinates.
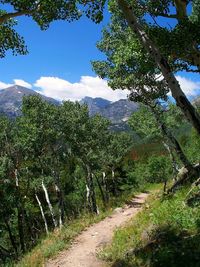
[46,192,149,267]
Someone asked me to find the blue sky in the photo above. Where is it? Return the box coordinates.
[0,11,110,82]
[0,5,200,101]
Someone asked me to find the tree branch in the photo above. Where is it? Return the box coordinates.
[0,10,33,24]
[157,13,178,19]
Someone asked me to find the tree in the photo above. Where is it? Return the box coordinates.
[116,0,200,73]
[91,0,200,136]
[1,0,200,133]
[0,0,105,57]
[116,0,200,135]
[129,104,191,173]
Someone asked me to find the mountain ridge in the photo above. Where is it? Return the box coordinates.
[0,85,138,130]
[0,85,58,117]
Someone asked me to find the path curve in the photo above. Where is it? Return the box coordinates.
[46,192,149,267]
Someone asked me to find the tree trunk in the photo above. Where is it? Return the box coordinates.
[111,167,117,196]
[52,170,65,228]
[35,193,49,234]
[94,173,107,205]
[41,180,57,228]
[17,206,25,253]
[118,0,200,135]
[4,218,18,257]
[150,106,191,169]
[163,141,178,180]
[102,172,109,203]
[86,165,98,214]
[14,168,25,253]
[24,209,35,247]
[163,180,167,193]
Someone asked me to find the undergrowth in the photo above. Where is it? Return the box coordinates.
[100,188,200,267]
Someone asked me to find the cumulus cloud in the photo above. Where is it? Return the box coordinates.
[0,81,12,89]
[0,79,32,90]
[34,76,129,102]
[0,75,200,101]
[176,76,200,96]
[13,79,32,89]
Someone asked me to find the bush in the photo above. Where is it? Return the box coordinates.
[128,155,172,186]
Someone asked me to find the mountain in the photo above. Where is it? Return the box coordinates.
[80,97,139,131]
[80,97,111,116]
[0,85,58,117]
[0,86,138,131]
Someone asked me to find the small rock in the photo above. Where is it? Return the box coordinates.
[114,207,123,214]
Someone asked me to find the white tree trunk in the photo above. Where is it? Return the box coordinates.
[15,169,19,187]
[118,0,200,135]
[111,167,117,196]
[85,165,98,214]
[52,168,65,228]
[163,141,178,181]
[42,180,57,228]
[54,184,63,228]
[35,193,49,234]
[102,172,106,182]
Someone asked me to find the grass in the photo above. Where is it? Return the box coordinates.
[9,184,155,267]
[99,187,200,267]
[13,212,109,267]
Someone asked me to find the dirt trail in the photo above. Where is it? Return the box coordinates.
[46,192,149,267]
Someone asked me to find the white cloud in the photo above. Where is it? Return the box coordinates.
[0,75,199,101]
[157,75,200,97]
[0,79,32,90]
[0,81,12,89]
[13,79,32,89]
[176,76,200,96]
[34,76,129,102]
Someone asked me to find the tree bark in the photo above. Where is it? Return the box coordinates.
[35,193,49,234]
[118,0,200,135]
[86,165,98,214]
[94,173,107,205]
[14,168,25,253]
[150,106,192,169]
[41,180,57,228]
[163,141,178,180]
[102,172,109,203]
[111,167,117,196]
[4,218,18,257]
[52,170,65,228]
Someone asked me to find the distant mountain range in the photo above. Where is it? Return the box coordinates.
[80,96,139,130]
[0,85,58,117]
[0,85,138,130]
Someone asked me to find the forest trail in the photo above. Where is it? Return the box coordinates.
[45,192,149,267]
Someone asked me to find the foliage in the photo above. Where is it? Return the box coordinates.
[0,0,105,57]
[184,128,200,163]
[128,155,172,185]
[0,95,133,265]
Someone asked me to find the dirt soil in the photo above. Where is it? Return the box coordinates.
[45,192,149,267]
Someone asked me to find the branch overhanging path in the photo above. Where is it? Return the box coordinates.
[45,192,149,267]
[117,0,200,135]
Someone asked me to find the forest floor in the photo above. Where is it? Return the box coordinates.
[45,192,149,267]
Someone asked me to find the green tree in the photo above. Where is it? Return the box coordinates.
[0,0,105,57]
[1,0,200,135]
[92,0,200,135]
[129,104,191,171]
